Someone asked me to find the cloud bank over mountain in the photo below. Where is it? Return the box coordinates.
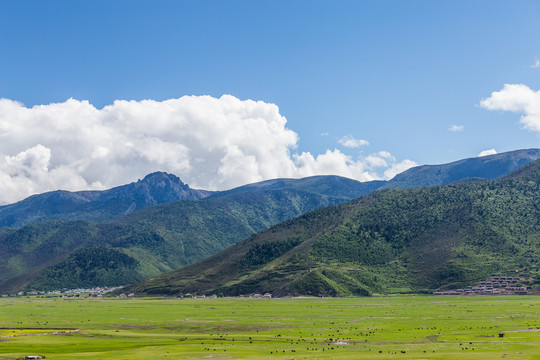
[0,95,415,204]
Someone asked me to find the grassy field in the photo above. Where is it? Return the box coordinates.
[0,296,539,359]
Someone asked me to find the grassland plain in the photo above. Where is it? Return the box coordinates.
[0,296,539,359]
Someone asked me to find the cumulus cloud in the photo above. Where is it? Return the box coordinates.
[365,151,394,168]
[478,149,497,157]
[0,95,415,204]
[338,135,369,148]
[531,60,540,69]
[448,125,464,132]
[480,84,540,133]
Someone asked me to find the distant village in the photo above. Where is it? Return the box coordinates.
[15,288,274,299]
[434,276,531,295]
[12,278,537,298]
[116,293,274,299]
[18,287,122,297]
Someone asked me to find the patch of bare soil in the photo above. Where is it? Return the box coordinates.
[0,329,81,339]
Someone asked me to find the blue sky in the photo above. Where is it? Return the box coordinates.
[0,1,539,202]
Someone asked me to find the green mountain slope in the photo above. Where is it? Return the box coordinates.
[2,149,540,294]
[126,159,540,297]
[0,185,357,293]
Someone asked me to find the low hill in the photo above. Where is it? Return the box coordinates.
[209,176,386,200]
[126,160,540,297]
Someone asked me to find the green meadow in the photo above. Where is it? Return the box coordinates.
[0,296,539,359]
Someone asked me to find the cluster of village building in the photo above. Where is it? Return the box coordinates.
[248,293,273,299]
[434,276,529,295]
[18,286,122,297]
[118,293,274,299]
[15,288,276,299]
[14,278,535,298]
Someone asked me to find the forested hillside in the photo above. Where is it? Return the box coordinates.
[0,187,351,292]
[126,159,540,297]
[2,149,539,294]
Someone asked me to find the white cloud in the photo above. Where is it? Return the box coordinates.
[448,125,464,132]
[478,149,497,157]
[0,95,415,204]
[338,135,369,148]
[365,151,397,167]
[531,60,540,69]
[480,84,540,133]
[365,155,388,168]
[376,151,393,159]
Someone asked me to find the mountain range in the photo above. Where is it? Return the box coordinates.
[0,172,213,228]
[0,177,378,292]
[126,158,540,297]
[0,148,539,294]
[2,148,539,229]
